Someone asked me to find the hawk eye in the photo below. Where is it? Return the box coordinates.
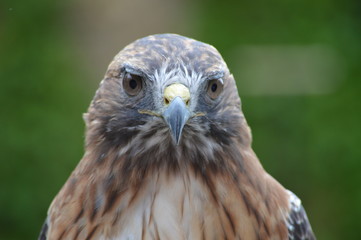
[123,73,143,96]
[207,79,223,99]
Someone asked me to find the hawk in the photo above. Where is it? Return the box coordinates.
[39,34,316,240]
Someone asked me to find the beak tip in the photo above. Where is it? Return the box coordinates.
[174,131,182,145]
[163,96,190,146]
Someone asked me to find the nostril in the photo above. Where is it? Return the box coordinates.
[186,99,190,106]
[164,98,170,105]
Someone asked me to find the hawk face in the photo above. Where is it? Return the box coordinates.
[85,34,249,176]
[40,34,316,240]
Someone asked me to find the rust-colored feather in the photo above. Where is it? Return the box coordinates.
[40,34,315,240]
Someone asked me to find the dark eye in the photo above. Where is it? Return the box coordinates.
[207,79,223,99]
[123,73,143,96]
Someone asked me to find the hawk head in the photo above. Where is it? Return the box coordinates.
[84,34,251,175]
[40,34,316,240]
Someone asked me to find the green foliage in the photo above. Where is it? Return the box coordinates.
[0,0,90,239]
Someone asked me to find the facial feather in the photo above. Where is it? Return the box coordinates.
[41,34,315,240]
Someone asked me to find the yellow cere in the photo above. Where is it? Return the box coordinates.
[163,83,190,105]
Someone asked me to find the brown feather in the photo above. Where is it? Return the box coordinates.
[41,34,314,240]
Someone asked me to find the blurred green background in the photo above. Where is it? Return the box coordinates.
[1,0,360,239]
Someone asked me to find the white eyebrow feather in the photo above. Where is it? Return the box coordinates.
[153,60,204,91]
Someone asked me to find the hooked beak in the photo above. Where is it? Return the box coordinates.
[162,83,191,145]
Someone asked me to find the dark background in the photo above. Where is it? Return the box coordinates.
[1,0,360,239]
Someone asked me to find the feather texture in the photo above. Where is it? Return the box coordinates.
[39,34,316,240]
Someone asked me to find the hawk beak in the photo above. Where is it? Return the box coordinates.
[162,83,191,145]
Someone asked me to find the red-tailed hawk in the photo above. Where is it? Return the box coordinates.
[39,34,316,240]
